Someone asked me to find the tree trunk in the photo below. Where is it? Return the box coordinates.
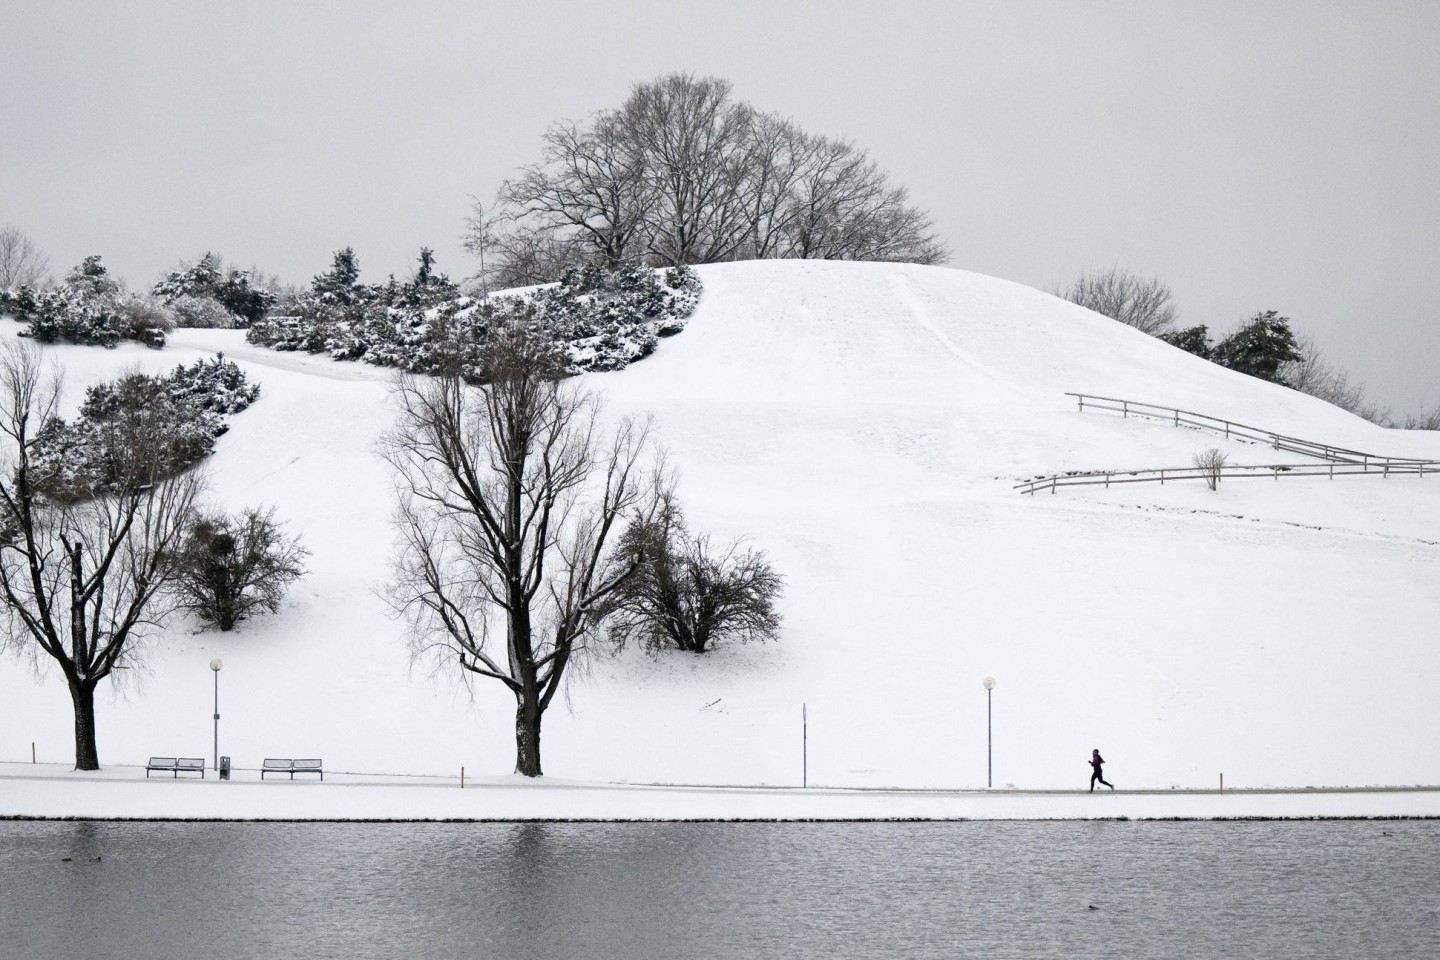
[69,680,100,771]
[514,696,543,777]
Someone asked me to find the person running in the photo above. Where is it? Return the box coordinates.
[1089,749,1114,792]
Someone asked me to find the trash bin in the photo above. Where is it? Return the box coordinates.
[219,756,231,781]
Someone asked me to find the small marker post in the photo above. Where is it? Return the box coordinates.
[461,766,465,789]
[802,703,808,789]
[32,742,36,764]
[1220,772,1224,793]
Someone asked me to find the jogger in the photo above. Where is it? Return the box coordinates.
[1089,749,1114,791]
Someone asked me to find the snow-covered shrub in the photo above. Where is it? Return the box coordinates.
[111,296,173,349]
[6,256,171,349]
[29,356,259,501]
[248,258,701,380]
[17,285,121,347]
[163,353,261,415]
[168,294,237,329]
[153,252,275,327]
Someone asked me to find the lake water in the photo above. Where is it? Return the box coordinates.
[1,820,1437,958]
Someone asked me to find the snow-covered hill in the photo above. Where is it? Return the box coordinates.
[4,260,1438,792]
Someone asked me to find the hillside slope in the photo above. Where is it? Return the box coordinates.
[3,260,1437,792]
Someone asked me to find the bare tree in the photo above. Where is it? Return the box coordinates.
[605,495,783,654]
[1193,448,1228,491]
[0,226,51,290]
[173,505,309,631]
[1400,407,1440,430]
[381,319,662,776]
[481,72,948,282]
[465,207,581,292]
[0,341,203,770]
[734,112,814,261]
[1279,332,1371,416]
[1058,267,1178,335]
[491,115,650,272]
[619,73,759,266]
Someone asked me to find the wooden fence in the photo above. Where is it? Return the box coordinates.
[1013,393,1440,495]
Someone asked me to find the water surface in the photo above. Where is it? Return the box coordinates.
[1,820,1436,958]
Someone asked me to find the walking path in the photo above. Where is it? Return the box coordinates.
[4,763,1438,821]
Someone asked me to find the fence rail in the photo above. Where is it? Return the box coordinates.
[1065,393,1432,467]
[1014,460,1435,495]
[1013,394,1440,495]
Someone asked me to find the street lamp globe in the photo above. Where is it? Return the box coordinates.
[983,676,995,690]
[211,658,223,672]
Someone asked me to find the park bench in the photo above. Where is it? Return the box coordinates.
[261,758,324,780]
[146,757,206,778]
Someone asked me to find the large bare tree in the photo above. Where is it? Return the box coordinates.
[478,72,948,285]
[0,342,202,770]
[382,320,661,776]
[618,73,759,266]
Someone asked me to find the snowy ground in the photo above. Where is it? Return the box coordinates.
[3,260,1438,821]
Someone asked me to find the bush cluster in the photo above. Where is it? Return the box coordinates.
[246,248,700,379]
[152,252,275,328]
[31,355,259,501]
[1,256,171,349]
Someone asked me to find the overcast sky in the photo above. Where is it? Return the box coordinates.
[3,1,1436,414]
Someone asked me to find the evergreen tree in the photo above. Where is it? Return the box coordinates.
[312,247,362,304]
[1159,324,1212,360]
[64,255,120,298]
[1212,311,1303,384]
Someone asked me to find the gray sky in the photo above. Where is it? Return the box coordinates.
[3,0,1436,414]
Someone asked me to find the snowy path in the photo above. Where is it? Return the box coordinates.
[3,763,1438,821]
[165,329,392,382]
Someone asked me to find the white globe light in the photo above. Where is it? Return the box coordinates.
[983,676,996,690]
[210,658,223,672]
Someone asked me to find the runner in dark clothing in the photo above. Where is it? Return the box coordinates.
[1089,749,1114,791]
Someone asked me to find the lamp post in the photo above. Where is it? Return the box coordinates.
[982,676,996,788]
[210,658,223,772]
